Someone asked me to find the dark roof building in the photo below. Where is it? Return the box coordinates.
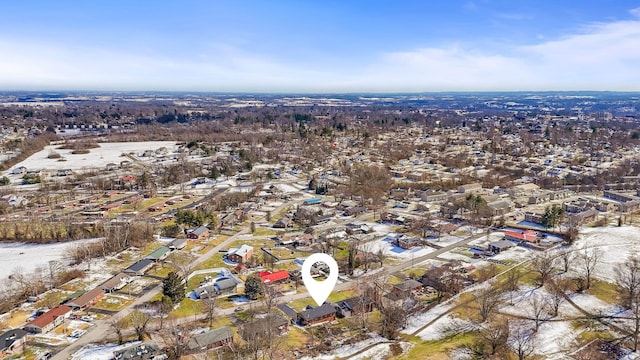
[297,303,336,326]
[186,326,233,353]
[124,258,155,276]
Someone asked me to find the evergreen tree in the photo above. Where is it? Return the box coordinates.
[163,272,185,304]
[244,275,264,300]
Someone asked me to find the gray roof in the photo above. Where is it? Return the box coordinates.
[190,226,209,237]
[395,279,423,292]
[215,278,237,291]
[490,240,514,249]
[186,326,233,351]
[126,259,155,273]
[277,304,298,319]
[298,303,336,322]
[168,238,187,249]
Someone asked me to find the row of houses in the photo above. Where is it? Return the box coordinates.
[22,239,188,334]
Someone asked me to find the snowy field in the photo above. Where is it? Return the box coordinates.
[364,235,434,259]
[0,239,94,280]
[6,141,178,173]
[576,226,640,281]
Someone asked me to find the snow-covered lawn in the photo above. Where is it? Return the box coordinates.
[576,226,640,281]
[299,334,387,360]
[364,236,434,259]
[0,239,95,280]
[7,141,178,173]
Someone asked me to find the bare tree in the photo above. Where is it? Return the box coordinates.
[262,285,281,314]
[531,252,556,287]
[545,281,565,317]
[501,267,521,305]
[47,260,63,290]
[109,317,128,345]
[161,320,191,360]
[577,248,602,291]
[557,248,574,273]
[468,317,510,357]
[615,255,640,308]
[528,293,548,332]
[509,320,535,360]
[201,296,218,328]
[629,298,640,352]
[130,309,152,341]
[475,282,503,322]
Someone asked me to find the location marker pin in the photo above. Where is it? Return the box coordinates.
[301,253,339,306]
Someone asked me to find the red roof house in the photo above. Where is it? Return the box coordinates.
[24,305,72,334]
[259,270,290,285]
[504,229,538,243]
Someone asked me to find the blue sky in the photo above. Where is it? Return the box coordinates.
[1,1,640,92]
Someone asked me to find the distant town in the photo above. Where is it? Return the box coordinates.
[0,92,640,360]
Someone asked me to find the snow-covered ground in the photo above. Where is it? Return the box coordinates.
[299,334,387,360]
[364,236,434,259]
[6,141,178,173]
[576,226,640,281]
[0,239,95,280]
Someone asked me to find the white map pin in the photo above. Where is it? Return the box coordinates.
[302,253,339,306]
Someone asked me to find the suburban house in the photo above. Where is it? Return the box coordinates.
[168,238,187,250]
[194,278,238,299]
[99,273,131,293]
[335,296,375,318]
[186,326,233,353]
[488,240,514,254]
[187,226,209,240]
[24,305,72,333]
[569,208,599,225]
[241,314,289,340]
[298,303,337,326]
[524,212,544,224]
[114,342,167,360]
[395,235,422,250]
[392,279,423,298]
[259,270,290,285]
[227,245,253,264]
[273,217,292,229]
[504,229,538,243]
[145,246,171,261]
[457,183,483,193]
[0,329,28,357]
[124,258,155,276]
[66,287,105,310]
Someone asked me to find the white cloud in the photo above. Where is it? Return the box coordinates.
[1,8,640,91]
[353,7,640,91]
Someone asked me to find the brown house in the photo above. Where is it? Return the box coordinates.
[66,287,105,310]
[297,303,337,326]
